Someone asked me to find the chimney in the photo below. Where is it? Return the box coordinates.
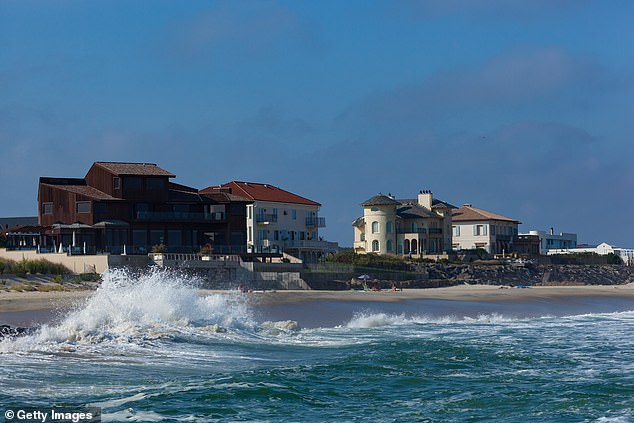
[417,189,433,210]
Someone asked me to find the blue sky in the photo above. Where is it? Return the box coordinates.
[1,0,633,247]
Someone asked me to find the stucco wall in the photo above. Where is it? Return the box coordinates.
[0,249,110,274]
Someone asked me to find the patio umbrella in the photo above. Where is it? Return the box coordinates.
[357,274,371,280]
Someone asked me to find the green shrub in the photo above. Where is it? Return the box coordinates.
[52,274,64,284]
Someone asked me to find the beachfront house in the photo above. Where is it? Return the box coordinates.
[451,204,520,254]
[519,228,577,255]
[200,181,337,263]
[33,162,250,254]
[353,190,454,257]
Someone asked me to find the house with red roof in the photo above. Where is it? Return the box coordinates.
[200,181,337,262]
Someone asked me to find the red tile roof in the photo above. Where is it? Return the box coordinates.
[93,162,175,177]
[452,205,521,223]
[201,181,320,206]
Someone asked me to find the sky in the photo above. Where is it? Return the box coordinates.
[1,0,633,247]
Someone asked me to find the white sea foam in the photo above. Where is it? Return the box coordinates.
[0,268,259,352]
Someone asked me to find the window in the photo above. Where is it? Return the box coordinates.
[274,231,279,241]
[387,240,393,252]
[292,209,297,220]
[42,202,53,215]
[453,226,460,237]
[113,177,120,190]
[147,178,165,190]
[76,201,91,214]
[372,240,379,252]
[386,222,393,234]
[372,221,379,233]
[490,225,496,235]
[474,225,487,236]
[125,177,142,190]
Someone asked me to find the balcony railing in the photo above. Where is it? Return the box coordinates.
[136,211,225,221]
[306,217,326,227]
[428,228,443,235]
[397,228,427,234]
[255,214,278,223]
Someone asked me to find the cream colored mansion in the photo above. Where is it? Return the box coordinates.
[353,190,454,257]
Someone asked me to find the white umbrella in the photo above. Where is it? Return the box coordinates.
[58,243,63,254]
[83,241,86,255]
[122,244,127,255]
[72,231,76,247]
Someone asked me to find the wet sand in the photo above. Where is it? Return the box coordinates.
[1,284,633,327]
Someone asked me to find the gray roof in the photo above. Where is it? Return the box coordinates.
[352,216,365,227]
[397,204,437,219]
[360,194,401,206]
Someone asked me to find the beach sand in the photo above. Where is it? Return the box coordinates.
[1,284,633,327]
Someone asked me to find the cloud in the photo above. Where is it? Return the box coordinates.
[392,0,586,23]
[164,2,315,62]
[335,47,602,137]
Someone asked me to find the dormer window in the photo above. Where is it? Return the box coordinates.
[113,177,120,190]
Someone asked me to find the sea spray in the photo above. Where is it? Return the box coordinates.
[0,267,260,352]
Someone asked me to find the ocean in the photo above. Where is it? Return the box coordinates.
[1,269,633,422]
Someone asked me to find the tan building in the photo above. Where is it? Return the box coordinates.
[451,204,520,254]
[353,190,454,257]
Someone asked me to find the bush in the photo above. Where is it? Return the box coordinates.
[324,251,410,270]
[0,258,70,276]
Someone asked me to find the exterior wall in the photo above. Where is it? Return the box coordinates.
[39,185,95,226]
[0,248,110,274]
[363,204,397,255]
[452,221,492,252]
[85,164,118,198]
[452,221,519,254]
[248,201,321,253]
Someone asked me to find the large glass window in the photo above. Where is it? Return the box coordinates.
[125,177,142,190]
[387,240,393,252]
[372,221,379,233]
[147,178,165,190]
[386,222,393,234]
[372,240,379,252]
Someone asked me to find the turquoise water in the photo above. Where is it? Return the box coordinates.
[1,270,633,422]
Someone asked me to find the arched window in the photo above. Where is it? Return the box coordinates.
[411,239,418,254]
[371,221,379,233]
[372,240,379,252]
[404,239,410,254]
[387,240,393,252]
[386,222,393,234]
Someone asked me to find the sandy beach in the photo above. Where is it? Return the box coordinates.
[2,284,633,327]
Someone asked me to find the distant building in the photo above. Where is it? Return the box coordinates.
[24,162,250,254]
[549,242,634,265]
[452,204,520,254]
[201,181,337,263]
[519,228,577,255]
[353,190,454,256]
[0,216,38,232]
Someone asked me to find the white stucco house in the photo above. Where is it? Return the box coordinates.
[451,204,520,254]
[202,181,337,263]
[353,190,454,257]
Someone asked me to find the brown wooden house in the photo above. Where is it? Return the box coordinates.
[36,162,250,254]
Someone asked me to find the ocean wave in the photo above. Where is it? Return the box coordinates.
[0,268,297,353]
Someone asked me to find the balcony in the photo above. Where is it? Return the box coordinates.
[428,228,443,235]
[397,228,427,234]
[136,211,225,221]
[256,214,278,224]
[306,217,326,228]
